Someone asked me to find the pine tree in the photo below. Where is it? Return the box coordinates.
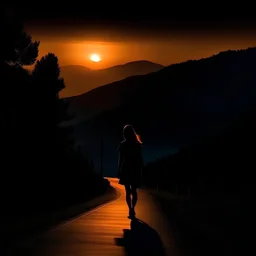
[2,8,40,207]
[3,8,39,67]
[32,53,74,156]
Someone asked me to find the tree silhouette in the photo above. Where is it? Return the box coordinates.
[1,11,41,210]
[32,53,65,95]
[32,53,71,124]
[1,13,109,214]
[3,11,39,66]
[2,10,39,160]
[32,52,74,154]
[29,53,77,205]
[2,9,39,150]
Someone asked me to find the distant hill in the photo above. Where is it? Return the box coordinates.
[63,47,256,176]
[143,104,256,195]
[60,60,164,97]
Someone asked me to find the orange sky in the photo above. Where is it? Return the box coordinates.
[25,26,256,69]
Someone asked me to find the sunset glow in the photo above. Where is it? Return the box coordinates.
[90,53,101,62]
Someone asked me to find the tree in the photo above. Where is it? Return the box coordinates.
[31,53,100,204]
[32,53,75,166]
[1,8,40,208]
[2,8,39,166]
[2,7,39,144]
[32,53,65,96]
[3,8,39,67]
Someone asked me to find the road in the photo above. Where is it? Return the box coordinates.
[6,178,180,256]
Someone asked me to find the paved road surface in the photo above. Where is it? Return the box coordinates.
[6,178,180,256]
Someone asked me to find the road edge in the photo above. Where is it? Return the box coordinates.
[5,182,119,251]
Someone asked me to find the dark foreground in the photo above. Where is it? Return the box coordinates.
[152,190,251,256]
[5,178,178,256]
[4,178,248,256]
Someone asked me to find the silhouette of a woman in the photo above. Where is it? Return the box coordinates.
[117,124,143,218]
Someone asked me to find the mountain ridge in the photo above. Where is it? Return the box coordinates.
[64,47,256,176]
[67,47,256,124]
[60,60,164,97]
[61,60,164,71]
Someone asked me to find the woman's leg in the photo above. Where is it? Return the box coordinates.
[124,184,132,210]
[131,185,138,210]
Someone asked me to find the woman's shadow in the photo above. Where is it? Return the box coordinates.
[115,218,167,256]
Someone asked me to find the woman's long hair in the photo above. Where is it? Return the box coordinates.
[123,124,142,144]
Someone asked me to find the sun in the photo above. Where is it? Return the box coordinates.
[90,53,101,62]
